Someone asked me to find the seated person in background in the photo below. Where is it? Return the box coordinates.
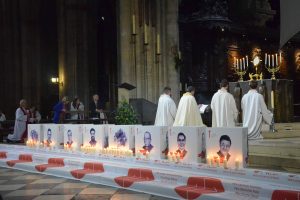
[7,99,29,143]
[53,96,69,124]
[0,110,6,122]
[0,110,6,128]
[89,94,105,119]
[70,97,85,120]
[29,106,41,123]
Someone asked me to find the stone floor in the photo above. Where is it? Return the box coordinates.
[0,167,174,200]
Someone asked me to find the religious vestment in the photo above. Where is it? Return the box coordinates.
[154,94,177,126]
[242,89,273,139]
[29,110,41,123]
[7,107,28,142]
[211,88,238,127]
[173,92,204,126]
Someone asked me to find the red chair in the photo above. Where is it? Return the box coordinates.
[35,158,64,172]
[114,168,155,188]
[70,162,104,179]
[272,190,300,200]
[0,152,7,159]
[175,176,225,200]
[6,154,32,167]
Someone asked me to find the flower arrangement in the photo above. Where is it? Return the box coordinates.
[115,99,138,125]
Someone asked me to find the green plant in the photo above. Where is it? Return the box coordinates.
[115,100,138,125]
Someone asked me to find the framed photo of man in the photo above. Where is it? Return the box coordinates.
[82,124,106,149]
[63,124,83,151]
[169,126,206,163]
[28,124,43,144]
[205,127,248,168]
[108,125,135,150]
[135,126,168,160]
[42,124,64,149]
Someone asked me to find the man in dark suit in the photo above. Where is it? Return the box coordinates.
[89,94,104,118]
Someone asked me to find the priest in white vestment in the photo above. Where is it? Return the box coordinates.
[155,87,177,126]
[7,99,29,143]
[242,80,273,139]
[173,86,204,126]
[211,79,238,127]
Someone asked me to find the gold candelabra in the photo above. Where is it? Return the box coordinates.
[265,65,280,80]
[233,56,248,82]
[264,53,281,80]
[234,68,247,82]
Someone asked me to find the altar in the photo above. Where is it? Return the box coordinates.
[229,79,294,123]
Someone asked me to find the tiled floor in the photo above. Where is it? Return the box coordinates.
[0,167,174,200]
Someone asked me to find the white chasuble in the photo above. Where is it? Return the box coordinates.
[173,92,204,126]
[242,90,273,139]
[211,89,238,127]
[154,94,177,126]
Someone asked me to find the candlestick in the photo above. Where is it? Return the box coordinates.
[265,53,267,65]
[271,90,274,109]
[144,24,148,44]
[223,159,228,169]
[132,14,136,35]
[279,52,282,63]
[156,34,160,54]
[235,159,240,170]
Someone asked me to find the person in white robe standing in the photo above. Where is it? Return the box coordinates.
[211,79,238,127]
[154,87,177,126]
[173,86,204,126]
[7,99,29,143]
[242,80,273,139]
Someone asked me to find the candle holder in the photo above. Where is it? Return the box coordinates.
[270,108,277,133]
[265,65,280,80]
[234,67,247,82]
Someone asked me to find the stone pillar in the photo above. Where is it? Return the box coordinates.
[57,0,89,107]
[117,0,180,104]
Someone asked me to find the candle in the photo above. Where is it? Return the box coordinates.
[223,159,228,169]
[216,157,220,167]
[233,57,236,68]
[178,51,182,60]
[268,55,270,67]
[235,159,240,170]
[271,90,274,109]
[275,54,278,66]
[279,52,282,63]
[210,157,214,167]
[246,56,248,67]
[239,59,242,71]
[236,59,239,70]
[144,24,148,44]
[132,14,136,34]
[243,58,245,70]
[207,156,210,166]
[176,153,180,162]
[156,34,161,54]
[168,152,172,161]
[272,54,274,67]
[265,53,267,65]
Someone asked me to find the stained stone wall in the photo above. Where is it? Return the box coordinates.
[117,0,180,104]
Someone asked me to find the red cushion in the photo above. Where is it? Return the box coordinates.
[272,190,300,200]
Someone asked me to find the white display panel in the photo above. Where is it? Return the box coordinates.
[205,127,248,169]
[82,124,106,149]
[27,124,43,144]
[169,126,206,163]
[108,125,135,150]
[63,124,83,151]
[42,124,64,149]
[135,126,168,160]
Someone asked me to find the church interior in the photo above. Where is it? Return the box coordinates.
[0,0,300,199]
